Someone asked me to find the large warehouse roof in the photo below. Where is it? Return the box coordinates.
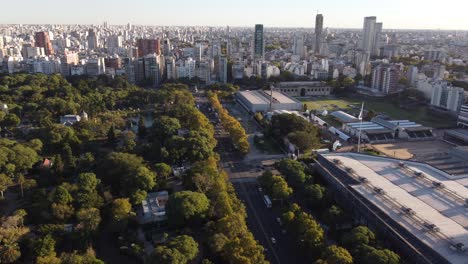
[321,153,468,264]
[237,91,270,105]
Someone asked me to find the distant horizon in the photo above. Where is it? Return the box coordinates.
[1,23,467,32]
[1,0,467,31]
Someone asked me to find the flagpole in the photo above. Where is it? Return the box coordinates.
[357,102,364,153]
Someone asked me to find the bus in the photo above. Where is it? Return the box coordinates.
[263,195,272,208]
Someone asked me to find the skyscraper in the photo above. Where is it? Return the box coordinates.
[137,39,161,57]
[293,33,304,59]
[34,32,54,56]
[88,29,98,50]
[373,23,383,55]
[254,24,264,60]
[361,17,377,54]
[315,14,323,54]
[218,56,228,84]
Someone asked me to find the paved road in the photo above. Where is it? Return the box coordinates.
[198,95,304,264]
[233,181,306,264]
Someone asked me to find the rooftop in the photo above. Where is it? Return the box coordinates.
[322,153,468,264]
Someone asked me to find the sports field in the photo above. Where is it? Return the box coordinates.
[300,97,455,128]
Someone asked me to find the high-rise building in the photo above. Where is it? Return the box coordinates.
[293,33,305,59]
[362,17,377,53]
[85,58,106,76]
[315,14,323,54]
[88,29,98,50]
[137,39,161,57]
[34,32,54,56]
[372,22,383,56]
[407,65,419,87]
[430,81,465,112]
[371,64,400,94]
[232,62,244,80]
[254,24,264,60]
[218,56,228,84]
[165,56,176,80]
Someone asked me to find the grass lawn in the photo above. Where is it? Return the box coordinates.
[300,96,455,128]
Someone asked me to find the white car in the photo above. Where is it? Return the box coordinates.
[271,237,276,244]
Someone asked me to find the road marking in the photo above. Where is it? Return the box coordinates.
[238,181,282,264]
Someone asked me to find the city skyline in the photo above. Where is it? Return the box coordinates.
[1,0,468,30]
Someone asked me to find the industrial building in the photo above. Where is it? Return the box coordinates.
[236,90,302,113]
[315,152,468,264]
[342,117,434,143]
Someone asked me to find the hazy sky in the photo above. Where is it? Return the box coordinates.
[1,0,467,30]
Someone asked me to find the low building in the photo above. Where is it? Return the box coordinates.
[140,191,169,224]
[60,115,81,126]
[342,117,433,143]
[330,111,360,124]
[444,129,468,146]
[236,90,302,113]
[276,81,331,97]
[315,153,468,264]
[458,104,468,128]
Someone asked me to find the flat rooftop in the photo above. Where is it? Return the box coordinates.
[238,91,270,105]
[321,153,468,264]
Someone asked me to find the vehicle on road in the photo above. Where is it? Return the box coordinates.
[276,217,283,226]
[263,195,272,208]
[271,237,276,244]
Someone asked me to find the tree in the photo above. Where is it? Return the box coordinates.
[270,175,293,202]
[362,246,400,264]
[168,235,199,262]
[342,226,375,249]
[322,205,347,228]
[60,248,104,264]
[304,184,326,208]
[107,124,117,144]
[111,198,134,222]
[321,245,353,264]
[17,175,36,198]
[148,246,186,264]
[154,162,172,181]
[76,173,103,208]
[0,174,13,198]
[13,209,27,226]
[287,131,320,153]
[51,186,73,205]
[342,77,356,88]
[1,113,20,128]
[151,116,181,143]
[276,159,308,188]
[100,152,156,203]
[138,116,147,138]
[27,138,43,153]
[62,144,76,171]
[0,215,29,263]
[50,186,74,222]
[166,191,209,226]
[37,255,61,264]
[34,234,56,257]
[76,207,101,234]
